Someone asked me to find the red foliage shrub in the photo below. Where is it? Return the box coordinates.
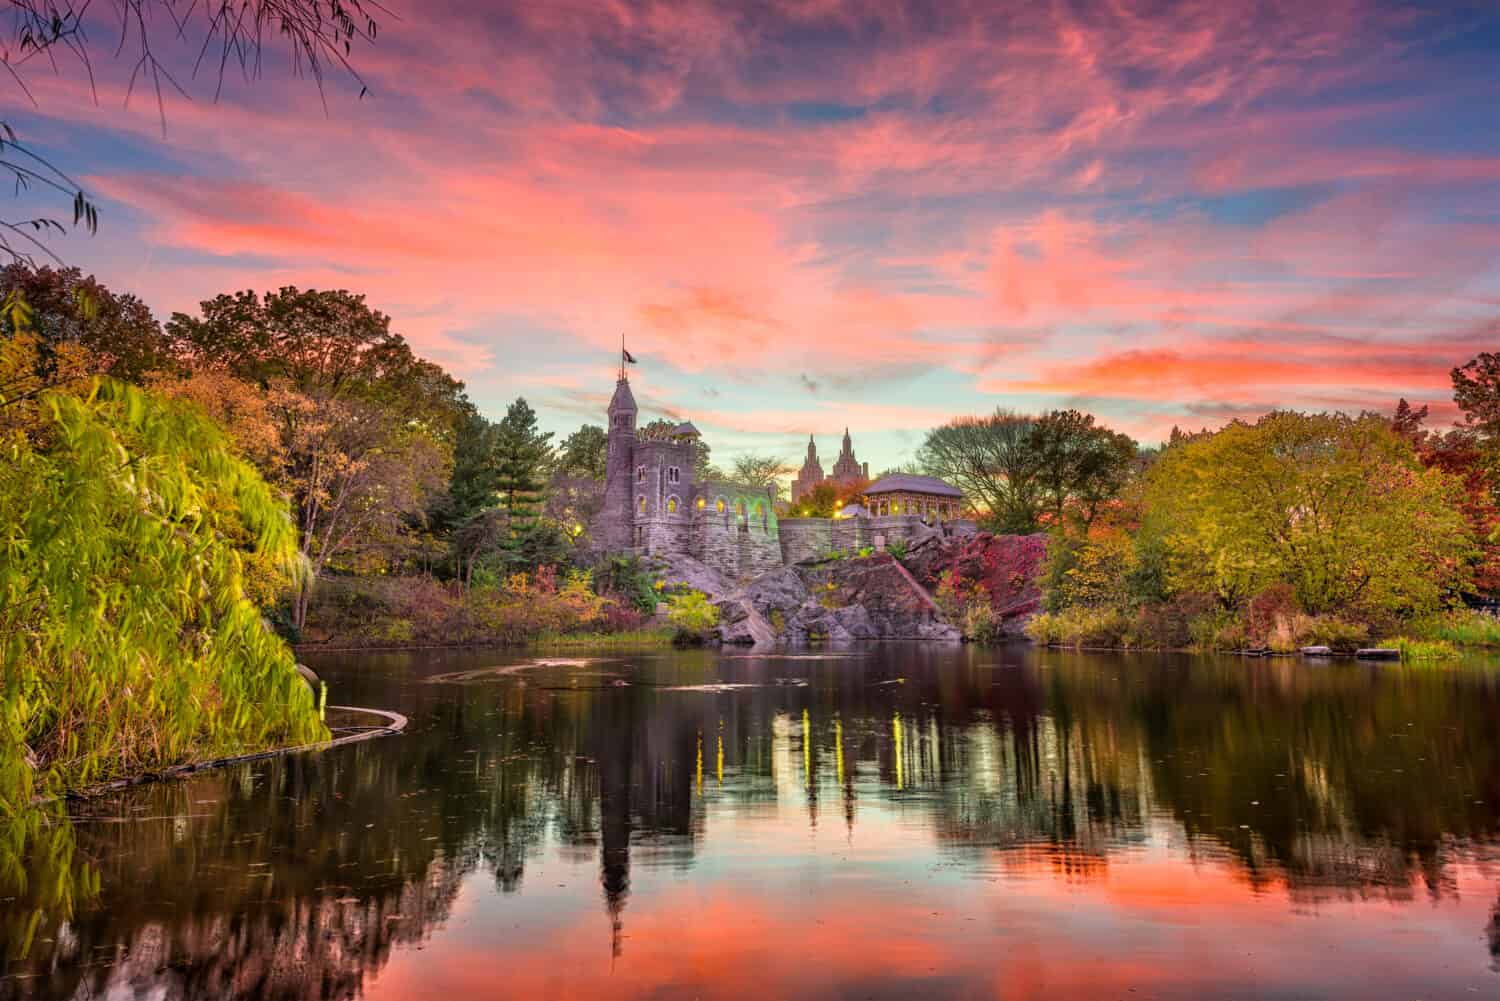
[1245,583,1301,643]
[919,533,1047,624]
[597,597,648,633]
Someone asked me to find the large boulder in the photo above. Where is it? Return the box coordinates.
[803,554,960,642]
[717,596,779,646]
[715,565,809,646]
[716,553,960,645]
[654,552,733,602]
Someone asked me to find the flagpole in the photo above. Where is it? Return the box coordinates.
[619,332,625,381]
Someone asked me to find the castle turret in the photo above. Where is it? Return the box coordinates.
[791,434,825,504]
[595,376,638,551]
[830,427,866,487]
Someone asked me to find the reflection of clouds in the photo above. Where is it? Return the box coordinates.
[8,645,1500,998]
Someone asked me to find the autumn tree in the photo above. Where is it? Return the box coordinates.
[1392,397,1500,592]
[1453,353,1500,441]
[1139,411,1474,616]
[916,410,1041,532]
[0,265,173,383]
[1027,409,1138,531]
[166,289,464,625]
[793,482,842,518]
[167,287,469,433]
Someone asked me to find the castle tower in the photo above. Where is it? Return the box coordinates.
[791,434,825,504]
[595,375,638,551]
[830,427,867,486]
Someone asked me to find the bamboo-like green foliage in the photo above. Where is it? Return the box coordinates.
[0,377,327,817]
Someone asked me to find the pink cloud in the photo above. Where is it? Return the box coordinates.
[9,0,1493,457]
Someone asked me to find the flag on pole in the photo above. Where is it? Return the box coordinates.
[622,347,637,364]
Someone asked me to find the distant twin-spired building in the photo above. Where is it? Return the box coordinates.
[591,367,975,579]
[790,430,869,502]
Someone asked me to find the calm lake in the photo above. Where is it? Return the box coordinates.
[5,644,1500,999]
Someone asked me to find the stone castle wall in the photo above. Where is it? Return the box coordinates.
[779,515,979,565]
[691,505,781,579]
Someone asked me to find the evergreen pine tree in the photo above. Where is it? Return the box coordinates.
[444,412,501,525]
[493,398,555,564]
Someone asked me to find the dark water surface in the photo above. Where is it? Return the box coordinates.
[6,644,1500,999]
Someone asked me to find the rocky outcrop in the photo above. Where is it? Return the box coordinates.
[908,531,1047,637]
[715,554,959,646]
[672,529,1045,647]
[652,551,733,601]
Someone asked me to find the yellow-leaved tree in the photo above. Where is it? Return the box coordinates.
[1138,411,1475,617]
[1,373,326,810]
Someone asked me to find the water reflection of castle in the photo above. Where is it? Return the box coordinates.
[10,649,1500,998]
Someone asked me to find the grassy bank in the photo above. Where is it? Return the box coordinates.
[297,572,719,651]
[1026,601,1500,663]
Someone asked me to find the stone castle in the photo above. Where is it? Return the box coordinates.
[593,373,784,579]
[591,370,977,581]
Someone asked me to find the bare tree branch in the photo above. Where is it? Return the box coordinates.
[0,1,389,265]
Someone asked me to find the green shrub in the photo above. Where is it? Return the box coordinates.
[1024,611,1062,645]
[1188,611,1242,652]
[594,554,660,614]
[530,627,675,650]
[1124,593,1216,650]
[886,539,907,560]
[374,618,416,645]
[962,601,1002,644]
[1382,636,1460,662]
[1024,605,1131,647]
[1302,615,1369,653]
[1410,608,1500,647]
[666,590,720,644]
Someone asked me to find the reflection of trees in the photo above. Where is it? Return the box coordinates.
[5,646,1500,997]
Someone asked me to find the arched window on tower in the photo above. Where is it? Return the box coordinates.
[667,496,679,514]
[697,496,706,510]
[638,496,647,514]
[716,498,726,514]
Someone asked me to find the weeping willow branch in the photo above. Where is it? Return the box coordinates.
[0,1,387,264]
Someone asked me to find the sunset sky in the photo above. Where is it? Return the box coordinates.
[11,0,1500,471]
